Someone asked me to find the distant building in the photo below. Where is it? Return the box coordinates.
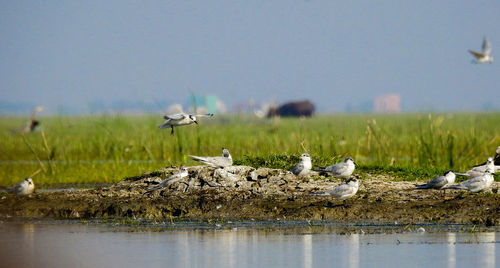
[373,94,401,113]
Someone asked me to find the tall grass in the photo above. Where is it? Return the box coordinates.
[0,112,499,186]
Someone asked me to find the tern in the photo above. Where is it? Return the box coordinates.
[416,170,455,194]
[474,146,500,172]
[145,168,189,194]
[290,153,312,177]
[456,157,495,178]
[469,36,493,64]
[312,177,359,206]
[158,113,213,135]
[315,157,356,179]
[189,148,233,168]
[445,169,494,193]
[4,178,35,196]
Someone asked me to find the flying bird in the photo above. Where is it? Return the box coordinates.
[415,170,455,194]
[469,36,493,64]
[158,113,213,135]
[3,178,35,196]
[290,153,312,177]
[445,169,494,193]
[20,106,44,134]
[315,157,356,179]
[189,148,233,168]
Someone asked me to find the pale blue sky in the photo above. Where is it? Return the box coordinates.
[1,1,499,113]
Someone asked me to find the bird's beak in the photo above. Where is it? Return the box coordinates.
[194,120,198,125]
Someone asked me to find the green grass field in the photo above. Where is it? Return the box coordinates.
[1,113,499,186]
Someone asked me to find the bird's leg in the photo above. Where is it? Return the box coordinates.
[170,126,174,135]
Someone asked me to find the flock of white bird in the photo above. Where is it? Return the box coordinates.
[2,36,495,203]
[3,108,498,208]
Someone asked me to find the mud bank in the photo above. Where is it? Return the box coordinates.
[1,166,499,226]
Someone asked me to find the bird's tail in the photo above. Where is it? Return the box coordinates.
[454,172,468,176]
[315,166,326,171]
[415,184,430,189]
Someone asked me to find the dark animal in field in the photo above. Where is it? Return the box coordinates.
[267,100,315,118]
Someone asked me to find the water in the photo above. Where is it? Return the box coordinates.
[0,221,497,268]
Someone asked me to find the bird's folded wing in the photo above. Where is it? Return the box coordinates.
[328,184,353,196]
[290,162,304,174]
[188,155,207,162]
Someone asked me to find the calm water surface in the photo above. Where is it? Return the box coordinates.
[0,221,497,268]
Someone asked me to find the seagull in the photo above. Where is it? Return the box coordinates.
[469,36,493,64]
[5,178,35,195]
[312,177,359,206]
[145,168,189,193]
[290,153,312,177]
[474,146,500,172]
[158,113,213,135]
[315,157,356,179]
[445,168,494,193]
[415,170,456,194]
[189,148,233,168]
[456,157,495,178]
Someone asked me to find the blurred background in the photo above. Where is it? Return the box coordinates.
[1,1,499,186]
[1,1,499,115]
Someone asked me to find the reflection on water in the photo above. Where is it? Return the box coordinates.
[447,232,456,268]
[0,222,497,268]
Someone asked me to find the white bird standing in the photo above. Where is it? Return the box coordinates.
[469,36,493,64]
[474,146,500,172]
[415,170,456,193]
[290,153,312,177]
[5,178,35,195]
[312,177,359,206]
[445,169,494,193]
[456,157,495,178]
[158,113,213,135]
[315,157,356,179]
[145,168,189,193]
[189,148,233,168]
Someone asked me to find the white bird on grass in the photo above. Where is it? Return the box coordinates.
[315,157,356,179]
[456,157,495,178]
[158,113,213,135]
[189,148,233,168]
[469,36,493,64]
[3,178,35,196]
[415,170,456,194]
[445,168,494,193]
[145,168,189,194]
[290,153,312,177]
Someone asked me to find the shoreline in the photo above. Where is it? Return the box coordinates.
[1,166,499,226]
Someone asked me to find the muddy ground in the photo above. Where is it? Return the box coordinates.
[1,166,499,226]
